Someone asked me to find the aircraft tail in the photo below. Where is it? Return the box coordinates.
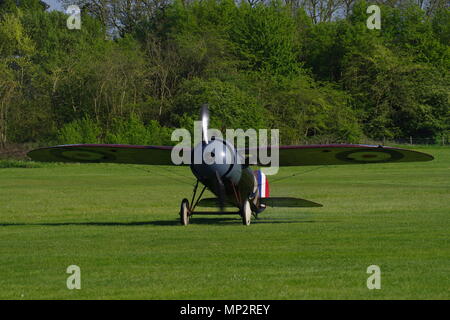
[253,169,270,198]
[197,197,322,209]
[260,197,322,208]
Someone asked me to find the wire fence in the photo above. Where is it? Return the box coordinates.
[299,135,449,146]
[365,136,449,146]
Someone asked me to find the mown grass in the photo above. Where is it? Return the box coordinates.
[0,146,448,299]
[0,160,46,169]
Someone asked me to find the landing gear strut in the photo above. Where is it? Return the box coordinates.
[180,180,253,226]
[180,180,207,225]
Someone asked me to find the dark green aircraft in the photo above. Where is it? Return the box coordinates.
[28,106,434,226]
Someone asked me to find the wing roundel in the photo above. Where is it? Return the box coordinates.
[243,144,434,166]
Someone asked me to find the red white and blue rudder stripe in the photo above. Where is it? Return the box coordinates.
[253,170,270,198]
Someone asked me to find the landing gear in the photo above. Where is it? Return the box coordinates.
[180,181,207,225]
[180,180,253,226]
[180,198,190,226]
[241,200,252,226]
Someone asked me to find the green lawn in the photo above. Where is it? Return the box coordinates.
[0,146,449,299]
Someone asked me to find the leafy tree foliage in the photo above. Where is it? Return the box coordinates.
[0,0,448,149]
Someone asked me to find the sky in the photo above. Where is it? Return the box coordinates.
[44,0,64,11]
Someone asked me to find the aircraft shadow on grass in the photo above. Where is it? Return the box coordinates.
[0,217,329,227]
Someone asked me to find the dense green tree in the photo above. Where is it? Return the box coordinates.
[0,9,36,146]
[0,0,448,149]
[250,73,362,144]
[230,1,300,76]
[172,77,268,131]
[381,3,450,70]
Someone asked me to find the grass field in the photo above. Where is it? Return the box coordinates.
[0,146,449,299]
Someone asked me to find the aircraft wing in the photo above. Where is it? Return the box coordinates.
[260,197,323,208]
[27,144,186,165]
[242,144,434,166]
[28,144,434,166]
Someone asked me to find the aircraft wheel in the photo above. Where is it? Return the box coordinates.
[180,198,190,226]
[242,200,252,226]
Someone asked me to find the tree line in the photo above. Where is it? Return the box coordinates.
[0,0,448,148]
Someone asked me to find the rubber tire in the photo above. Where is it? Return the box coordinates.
[180,198,190,226]
[242,200,252,226]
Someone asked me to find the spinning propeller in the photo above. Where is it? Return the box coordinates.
[200,104,227,211]
[201,104,210,144]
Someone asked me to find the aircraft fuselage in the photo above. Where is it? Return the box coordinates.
[189,138,257,209]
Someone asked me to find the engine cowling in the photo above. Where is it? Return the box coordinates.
[190,137,243,185]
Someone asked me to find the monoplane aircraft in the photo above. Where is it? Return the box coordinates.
[28,106,434,225]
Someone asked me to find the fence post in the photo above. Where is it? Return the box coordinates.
[410,136,413,145]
